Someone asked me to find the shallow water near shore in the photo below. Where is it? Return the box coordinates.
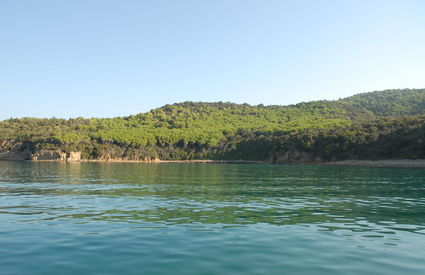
[1,161,425,274]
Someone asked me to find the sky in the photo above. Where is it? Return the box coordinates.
[1,0,424,119]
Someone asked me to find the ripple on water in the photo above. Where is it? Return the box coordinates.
[0,162,425,274]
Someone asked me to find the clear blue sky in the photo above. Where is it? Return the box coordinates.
[1,0,424,119]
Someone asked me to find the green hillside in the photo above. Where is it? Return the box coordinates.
[341,89,425,116]
[1,88,424,162]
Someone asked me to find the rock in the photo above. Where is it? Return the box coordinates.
[30,150,81,162]
[66,152,81,162]
[32,150,66,161]
[0,140,32,160]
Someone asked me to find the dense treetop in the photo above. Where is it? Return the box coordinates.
[342,89,425,116]
[1,89,424,161]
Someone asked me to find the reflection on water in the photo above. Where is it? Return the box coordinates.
[1,161,425,274]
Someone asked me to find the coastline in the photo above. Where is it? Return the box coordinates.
[3,158,425,168]
[320,159,425,168]
[80,159,265,164]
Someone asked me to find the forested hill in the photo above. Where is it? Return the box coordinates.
[341,89,425,116]
[1,88,425,162]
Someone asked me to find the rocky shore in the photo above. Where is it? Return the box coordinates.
[1,147,425,168]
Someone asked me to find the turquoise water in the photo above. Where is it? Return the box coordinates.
[0,161,424,274]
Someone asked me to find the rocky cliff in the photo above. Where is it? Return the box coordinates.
[0,141,81,162]
[0,140,32,160]
[31,150,81,162]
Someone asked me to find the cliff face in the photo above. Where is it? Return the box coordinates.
[0,140,332,163]
[31,150,81,162]
[32,150,66,161]
[0,140,32,160]
[65,152,81,162]
[0,140,159,162]
[92,153,160,162]
[0,141,81,162]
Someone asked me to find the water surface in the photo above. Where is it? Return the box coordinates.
[1,161,424,274]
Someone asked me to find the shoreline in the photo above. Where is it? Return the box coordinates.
[2,158,425,168]
[80,159,265,164]
[82,159,425,168]
[320,159,425,168]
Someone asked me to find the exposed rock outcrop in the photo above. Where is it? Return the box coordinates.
[31,150,81,162]
[0,140,32,160]
[92,155,160,162]
[66,152,81,162]
[32,150,66,161]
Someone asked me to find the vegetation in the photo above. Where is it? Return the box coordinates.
[1,89,424,162]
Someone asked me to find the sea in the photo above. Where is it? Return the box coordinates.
[1,161,424,274]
